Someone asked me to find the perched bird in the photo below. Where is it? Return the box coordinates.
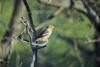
[35,24,54,44]
[17,22,54,44]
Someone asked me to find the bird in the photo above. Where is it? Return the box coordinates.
[17,23,54,44]
[35,24,54,44]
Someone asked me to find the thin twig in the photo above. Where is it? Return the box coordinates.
[23,0,38,67]
[23,0,37,36]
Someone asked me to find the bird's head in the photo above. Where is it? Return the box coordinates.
[47,24,54,29]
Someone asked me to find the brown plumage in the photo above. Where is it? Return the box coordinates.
[35,24,54,43]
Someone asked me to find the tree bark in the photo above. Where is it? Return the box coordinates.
[94,32,100,67]
[0,0,22,67]
[74,0,100,67]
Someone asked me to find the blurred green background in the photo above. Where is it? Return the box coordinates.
[0,0,96,67]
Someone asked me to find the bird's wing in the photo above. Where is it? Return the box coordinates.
[36,28,47,38]
[41,30,49,37]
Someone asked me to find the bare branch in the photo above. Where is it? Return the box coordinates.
[1,0,21,43]
[56,34,100,61]
[23,0,37,38]
[46,7,64,20]
[0,0,22,66]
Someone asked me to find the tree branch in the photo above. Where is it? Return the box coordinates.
[23,0,37,37]
[0,0,22,66]
[56,34,100,61]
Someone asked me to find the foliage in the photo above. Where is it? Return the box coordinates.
[0,0,97,67]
